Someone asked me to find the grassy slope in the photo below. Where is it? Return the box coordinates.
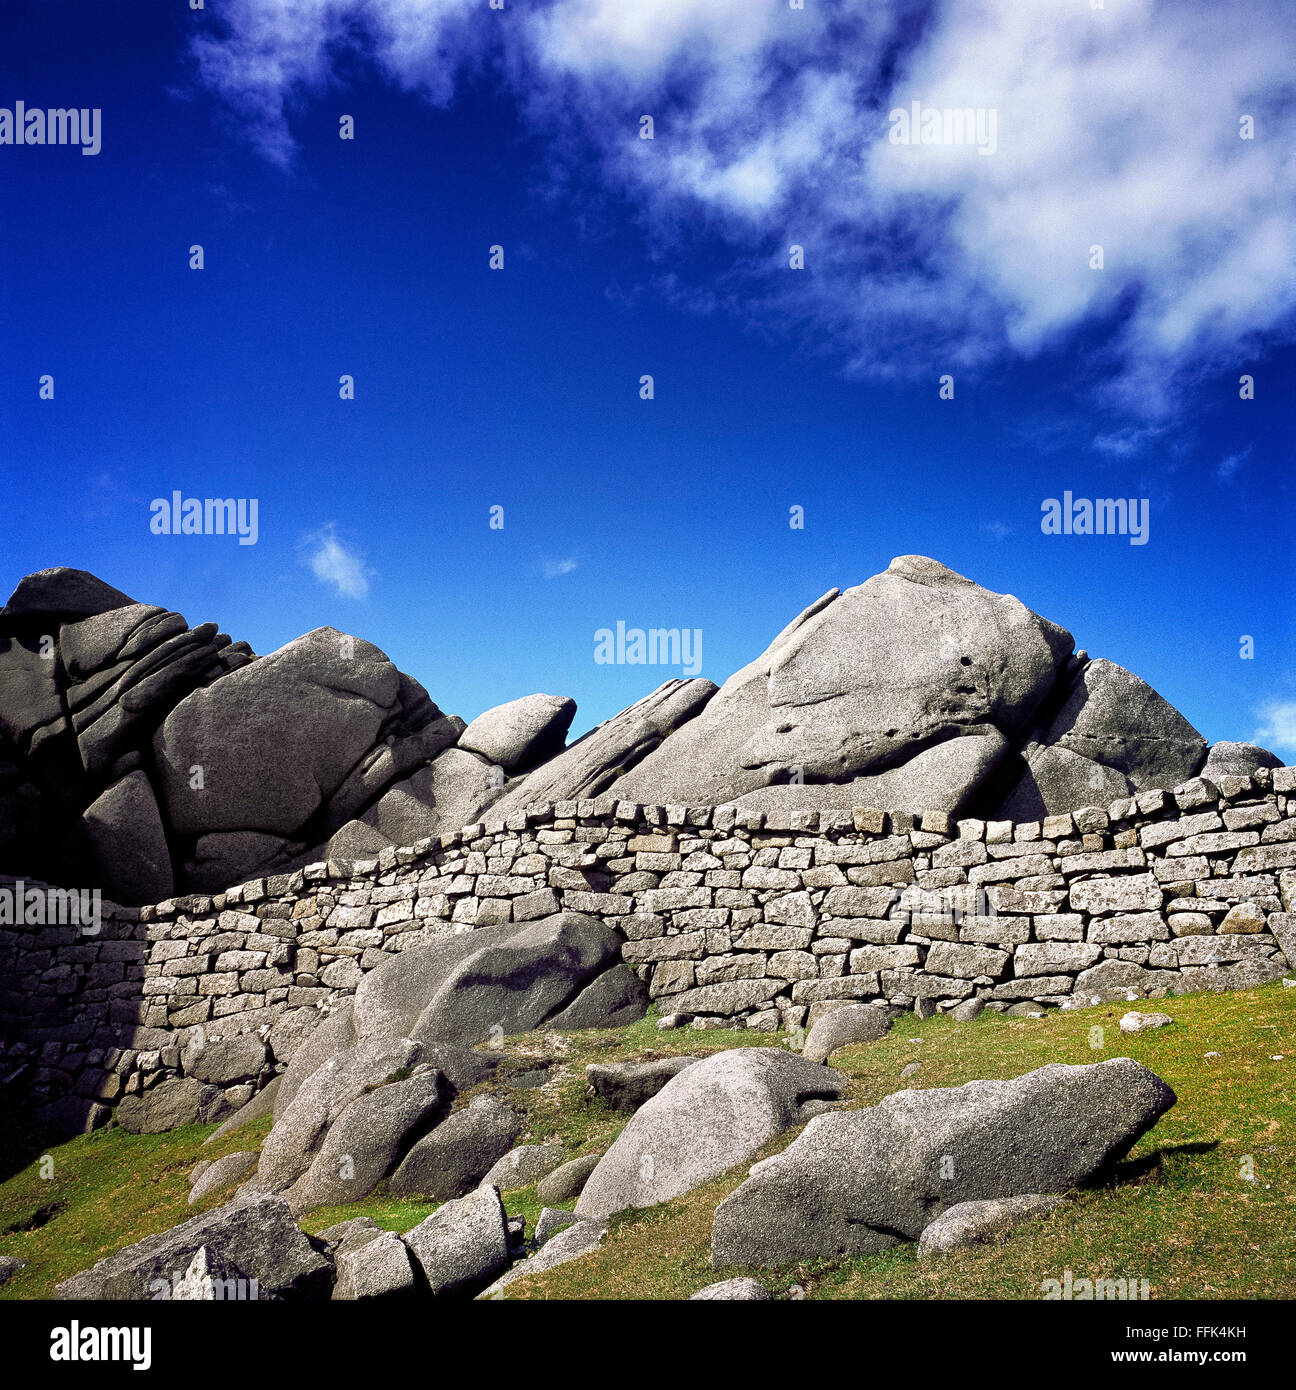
[2,982,1293,1301]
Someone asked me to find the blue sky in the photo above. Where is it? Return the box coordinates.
[2,0,1294,751]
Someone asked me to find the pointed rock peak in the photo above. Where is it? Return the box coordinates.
[884,555,976,588]
[2,567,136,620]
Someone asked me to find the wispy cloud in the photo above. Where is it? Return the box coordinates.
[1254,700,1296,756]
[191,0,1296,415]
[300,522,371,599]
[543,557,580,579]
[1216,445,1254,483]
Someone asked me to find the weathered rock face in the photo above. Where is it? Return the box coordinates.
[710,1058,1175,1267]
[585,1056,702,1112]
[575,1048,848,1220]
[389,1096,524,1200]
[403,1185,512,1298]
[998,659,1209,819]
[0,572,504,901]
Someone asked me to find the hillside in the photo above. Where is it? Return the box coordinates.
[2,979,1292,1302]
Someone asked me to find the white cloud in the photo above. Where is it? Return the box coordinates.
[1254,701,1296,757]
[301,522,371,598]
[543,557,579,578]
[192,0,1296,412]
[1216,445,1253,483]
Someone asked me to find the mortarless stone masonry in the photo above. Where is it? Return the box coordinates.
[3,766,1295,1128]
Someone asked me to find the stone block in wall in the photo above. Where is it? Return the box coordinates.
[845,860,915,887]
[848,944,921,972]
[1058,848,1146,875]
[669,978,784,1015]
[877,970,971,1001]
[1167,831,1259,858]
[624,933,707,963]
[1232,842,1296,874]
[647,961,694,997]
[1069,874,1162,914]
[696,955,768,986]
[793,975,884,1003]
[1088,913,1170,943]
[821,885,898,918]
[734,923,813,951]
[958,916,1031,946]
[1013,942,1101,976]
[512,888,560,921]
[967,856,1053,885]
[1172,933,1280,966]
[763,892,813,927]
[1033,913,1085,941]
[986,885,1066,914]
[924,941,1010,980]
[1154,856,1207,883]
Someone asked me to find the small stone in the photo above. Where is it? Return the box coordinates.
[917,1194,1065,1259]
[690,1277,774,1301]
[1119,1011,1173,1034]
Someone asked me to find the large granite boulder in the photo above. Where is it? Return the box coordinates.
[1,567,135,621]
[575,1048,848,1220]
[459,694,577,772]
[403,1184,512,1298]
[616,559,1073,807]
[389,1095,524,1199]
[81,769,173,905]
[56,1193,332,1300]
[711,1058,1175,1267]
[995,659,1206,817]
[1201,741,1282,780]
[153,627,403,837]
[257,1037,422,1194]
[282,1064,446,1215]
[353,912,638,1048]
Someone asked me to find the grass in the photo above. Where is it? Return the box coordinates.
[2,984,1293,1300]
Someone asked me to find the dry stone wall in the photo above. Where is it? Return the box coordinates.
[4,766,1296,1130]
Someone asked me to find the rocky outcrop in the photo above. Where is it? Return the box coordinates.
[243,912,642,1215]
[0,557,1261,903]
